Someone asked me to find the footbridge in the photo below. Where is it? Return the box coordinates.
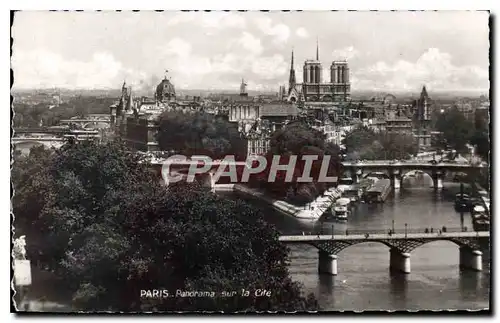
[279,229,489,275]
[341,160,484,190]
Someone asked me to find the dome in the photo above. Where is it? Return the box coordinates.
[156,78,176,102]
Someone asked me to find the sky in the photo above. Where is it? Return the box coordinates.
[11,11,490,93]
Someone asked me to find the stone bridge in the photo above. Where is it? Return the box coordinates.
[341,160,484,190]
[60,117,110,129]
[280,230,489,275]
[12,137,66,155]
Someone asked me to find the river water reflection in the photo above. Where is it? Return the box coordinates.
[223,182,490,311]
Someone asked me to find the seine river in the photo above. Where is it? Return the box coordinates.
[223,178,491,311]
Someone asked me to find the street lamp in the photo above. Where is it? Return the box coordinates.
[405,223,408,238]
[392,220,395,233]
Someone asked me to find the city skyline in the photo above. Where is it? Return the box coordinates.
[11,11,490,93]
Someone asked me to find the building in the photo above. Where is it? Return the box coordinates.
[367,119,387,133]
[412,86,433,149]
[155,75,176,103]
[110,72,183,152]
[227,91,301,157]
[122,114,160,152]
[283,42,351,103]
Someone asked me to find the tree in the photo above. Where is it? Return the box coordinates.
[12,141,318,311]
[470,109,490,160]
[157,111,246,160]
[343,126,417,160]
[253,121,341,204]
[342,126,377,156]
[435,106,474,153]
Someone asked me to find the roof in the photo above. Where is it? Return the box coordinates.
[259,104,301,117]
[386,117,411,122]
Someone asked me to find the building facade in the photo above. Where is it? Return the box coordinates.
[284,42,351,103]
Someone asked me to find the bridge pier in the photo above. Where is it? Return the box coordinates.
[318,250,338,275]
[459,247,483,271]
[432,172,444,190]
[389,248,411,274]
[392,175,401,189]
[390,169,401,190]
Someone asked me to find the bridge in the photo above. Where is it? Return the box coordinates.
[12,136,66,154]
[279,229,489,275]
[148,158,249,191]
[341,160,484,190]
[12,130,101,155]
[60,116,110,129]
[14,128,100,136]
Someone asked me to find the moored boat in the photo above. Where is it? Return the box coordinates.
[332,197,351,221]
[363,179,391,203]
[454,193,471,212]
[342,184,362,203]
[337,177,355,193]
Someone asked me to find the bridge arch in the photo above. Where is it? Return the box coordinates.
[362,171,390,180]
[312,236,483,255]
[313,239,394,255]
[400,169,434,188]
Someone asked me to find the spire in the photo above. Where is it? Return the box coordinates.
[421,85,428,99]
[126,87,133,111]
[288,48,297,94]
[316,37,319,61]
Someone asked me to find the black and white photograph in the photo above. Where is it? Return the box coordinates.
[9,9,491,313]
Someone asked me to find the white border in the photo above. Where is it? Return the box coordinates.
[2,1,497,322]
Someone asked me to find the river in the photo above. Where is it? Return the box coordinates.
[222,178,491,311]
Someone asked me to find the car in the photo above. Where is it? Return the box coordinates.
[428,160,438,165]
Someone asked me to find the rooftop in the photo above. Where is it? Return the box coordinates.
[259,104,301,117]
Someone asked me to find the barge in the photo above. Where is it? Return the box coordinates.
[363,179,392,203]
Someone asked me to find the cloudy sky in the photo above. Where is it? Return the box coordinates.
[11,11,489,93]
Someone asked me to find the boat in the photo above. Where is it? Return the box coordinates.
[342,184,362,202]
[337,177,355,193]
[363,179,391,203]
[473,218,490,232]
[454,193,471,212]
[332,197,351,220]
[470,203,490,231]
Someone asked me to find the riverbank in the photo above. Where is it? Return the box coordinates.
[233,184,342,220]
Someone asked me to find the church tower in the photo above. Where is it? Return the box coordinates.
[420,85,430,121]
[288,49,296,94]
[414,85,432,151]
[240,78,248,97]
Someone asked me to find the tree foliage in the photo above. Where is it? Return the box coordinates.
[13,97,115,128]
[434,106,474,153]
[157,111,247,160]
[12,141,318,311]
[342,126,417,160]
[434,106,490,160]
[247,121,341,205]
